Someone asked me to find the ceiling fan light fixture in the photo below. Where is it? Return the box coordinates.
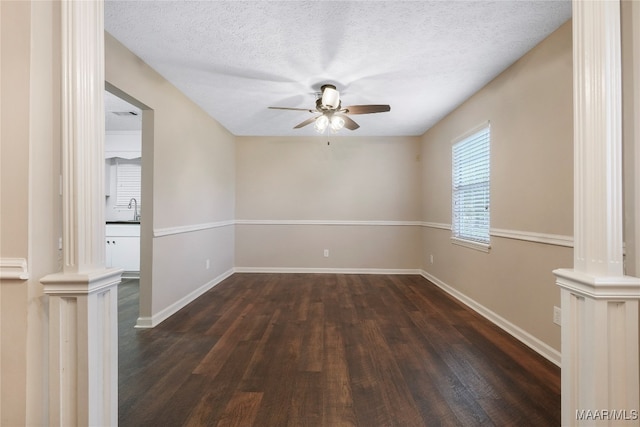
[321,86,340,109]
[314,115,329,133]
[330,115,345,131]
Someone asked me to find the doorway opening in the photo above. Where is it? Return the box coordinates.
[104,82,154,333]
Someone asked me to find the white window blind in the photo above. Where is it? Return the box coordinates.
[115,159,141,207]
[452,124,490,248]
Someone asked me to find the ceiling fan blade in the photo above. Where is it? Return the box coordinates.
[293,116,320,129]
[269,106,314,112]
[343,104,391,115]
[338,114,360,130]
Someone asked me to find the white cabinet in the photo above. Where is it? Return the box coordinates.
[106,224,140,276]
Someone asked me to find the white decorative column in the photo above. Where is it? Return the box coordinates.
[41,0,122,425]
[554,1,640,425]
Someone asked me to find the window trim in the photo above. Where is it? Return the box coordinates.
[450,236,491,253]
[451,121,491,253]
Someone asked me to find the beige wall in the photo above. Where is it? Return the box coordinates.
[0,1,61,425]
[420,21,574,352]
[235,136,422,269]
[237,224,422,270]
[236,136,421,221]
[105,34,236,318]
[0,4,30,423]
[1,2,30,260]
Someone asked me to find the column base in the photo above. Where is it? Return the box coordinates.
[41,267,122,426]
[41,267,123,294]
[555,268,640,299]
[554,268,640,426]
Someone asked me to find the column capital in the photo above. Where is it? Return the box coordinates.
[554,268,640,300]
[41,267,122,296]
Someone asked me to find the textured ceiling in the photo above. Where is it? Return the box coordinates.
[104,1,571,137]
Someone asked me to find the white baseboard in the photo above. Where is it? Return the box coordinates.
[233,267,422,275]
[135,268,234,328]
[235,219,423,227]
[121,271,140,280]
[420,270,561,367]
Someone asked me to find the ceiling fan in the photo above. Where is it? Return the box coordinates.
[269,84,390,133]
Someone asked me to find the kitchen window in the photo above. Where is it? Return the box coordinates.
[115,158,141,208]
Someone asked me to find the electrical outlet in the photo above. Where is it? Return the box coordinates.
[323,249,329,258]
[553,306,561,326]
[430,254,434,264]
[205,259,210,269]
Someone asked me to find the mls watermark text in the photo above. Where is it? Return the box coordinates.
[576,409,639,421]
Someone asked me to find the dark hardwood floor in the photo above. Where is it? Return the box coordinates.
[118,274,560,427]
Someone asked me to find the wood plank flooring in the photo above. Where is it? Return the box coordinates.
[118,274,560,427]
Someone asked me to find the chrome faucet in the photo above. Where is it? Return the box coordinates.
[128,198,140,221]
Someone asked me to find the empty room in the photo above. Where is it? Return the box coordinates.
[1,1,639,426]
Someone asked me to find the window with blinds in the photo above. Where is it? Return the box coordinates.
[452,123,490,251]
[115,158,142,207]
